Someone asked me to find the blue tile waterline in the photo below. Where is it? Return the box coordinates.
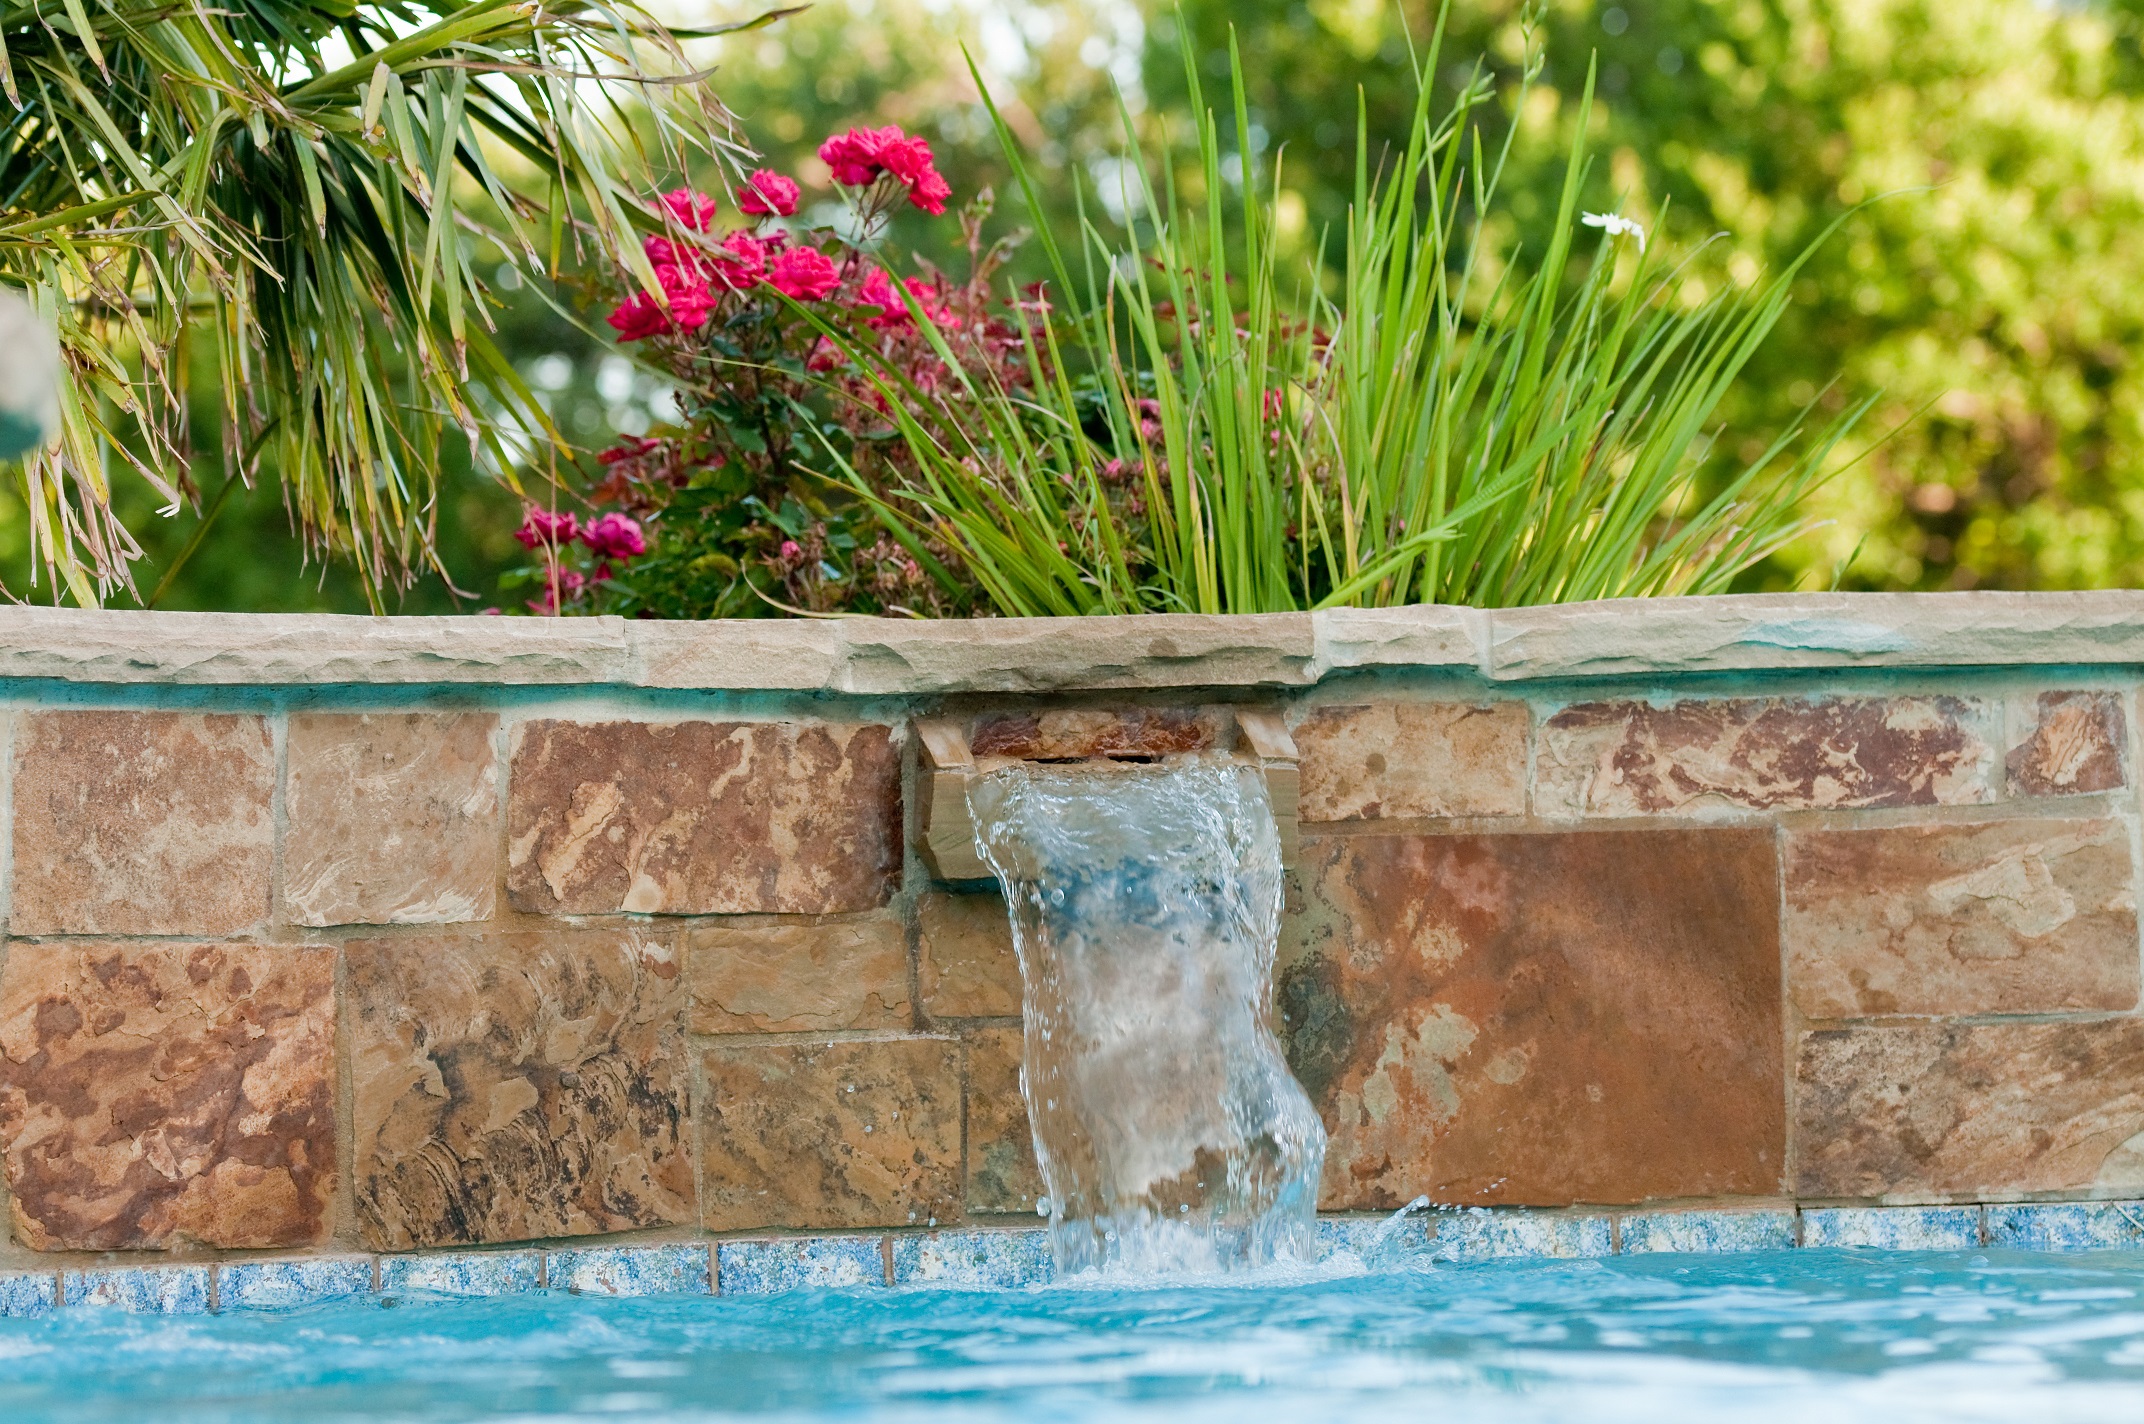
[63,1264,212,1314]
[716,1236,886,1294]
[0,1269,57,1318]
[548,1243,711,1297]
[22,1201,2144,1315]
[218,1257,373,1310]
[1801,1204,1984,1252]
[379,1250,542,1298]
[1620,1207,1798,1254]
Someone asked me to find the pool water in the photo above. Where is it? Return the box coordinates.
[7,1249,2144,1421]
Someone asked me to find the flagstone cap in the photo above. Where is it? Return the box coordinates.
[0,590,2138,692]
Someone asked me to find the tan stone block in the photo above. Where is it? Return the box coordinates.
[283,711,499,927]
[918,893,1021,1020]
[11,710,273,935]
[0,942,335,1250]
[700,1037,961,1231]
[1295,702,1527,822]
[1279,829,1784,1208]
[686,919,910,1033]
[965,1026,1043,1215]
[836,612,1317,694]
[506,719,902,915]
[1535,695,1996,818]
[2007,691,2127,798]
[1794,1020,2144,1198]
[1786,818,2139,1018]
[347,929,693,1250]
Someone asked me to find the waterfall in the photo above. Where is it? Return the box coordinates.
[969,753,1327,1276]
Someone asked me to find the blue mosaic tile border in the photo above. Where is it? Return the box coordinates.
[7,1202,2144,1315]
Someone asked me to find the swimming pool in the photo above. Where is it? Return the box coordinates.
[5,1248,2144,1422]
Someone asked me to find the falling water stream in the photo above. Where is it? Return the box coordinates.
[968,754,1327,1276]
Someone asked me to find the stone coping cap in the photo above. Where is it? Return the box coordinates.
[1,590,2140,691]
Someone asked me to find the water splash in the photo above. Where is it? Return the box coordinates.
[969,754,1327,1276]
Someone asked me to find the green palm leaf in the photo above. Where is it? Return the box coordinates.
[0,0,781,606]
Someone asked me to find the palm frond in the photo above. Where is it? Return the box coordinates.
[0,0,771,605]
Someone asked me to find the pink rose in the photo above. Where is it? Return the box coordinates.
[708,230,768,291]
[819,125,906,185]
[659,187,720,232]
[598,435,662,465]
[817,125,951,213]
[737,170,800,217]
[606,292,668,342]
[906,165,952,216]
[768,246,840,301]
[875,134,936,185]
[514,507,579,550]
[581,512,648,560]
[855,266,908,329]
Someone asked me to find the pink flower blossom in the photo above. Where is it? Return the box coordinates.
[855,266,908,329]
[598,435,663,465]
[807,336,847,371]
[819,125,906,185]
[768,246,841,301]
[779,539,803,561]
[906,166,952,215]
[609,237,719,338]
[737,170,800,217]
[659,187,720,232]
[708,230,768,291]
[855,268,957,331]
[527,566,586,615]
[581,512,648,560]
[514,507,579,549]
[606,291,669,341]
[818,125,953,213]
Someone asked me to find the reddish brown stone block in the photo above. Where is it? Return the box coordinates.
[0,942,334,1250]
[1794,1020,2144,1198]
[918,892,1021,1020]
[965,1026,1043,1214]
[971,708,1221,761]
[347,930,693,1250]
[506,719,901,915]
[11,711,273,936]
[1786,818,2139,1018]
[2007,691,2126,798]
[1535,696,1995,817]
[700,1037,961,1231]
[284,711,499,927]
[1278,829,1784,1208]
[1295,701,1527,822]
[686,918,910,1033]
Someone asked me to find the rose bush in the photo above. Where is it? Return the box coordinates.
[502,122,1030,618]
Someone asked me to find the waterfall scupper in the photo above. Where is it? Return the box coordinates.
[969,750,1327,1276]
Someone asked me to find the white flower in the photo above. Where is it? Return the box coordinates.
[1582,211,1648,252]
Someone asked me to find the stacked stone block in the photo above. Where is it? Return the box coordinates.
[0,616,2140,1271]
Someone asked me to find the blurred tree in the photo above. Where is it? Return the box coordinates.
[1147,0,2144,592]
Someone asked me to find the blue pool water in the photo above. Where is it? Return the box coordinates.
[7,1250,2144,1421]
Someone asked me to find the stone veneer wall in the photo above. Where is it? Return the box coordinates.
[4,591,2144,1273]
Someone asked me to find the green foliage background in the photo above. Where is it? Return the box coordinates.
[28,0,2144,608]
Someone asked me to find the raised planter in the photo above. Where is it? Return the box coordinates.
[1,591,2142,1298]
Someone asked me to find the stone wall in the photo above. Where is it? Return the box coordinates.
[2,592,2143,1271]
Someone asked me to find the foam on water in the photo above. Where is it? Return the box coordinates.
[967,755,1326,1277]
